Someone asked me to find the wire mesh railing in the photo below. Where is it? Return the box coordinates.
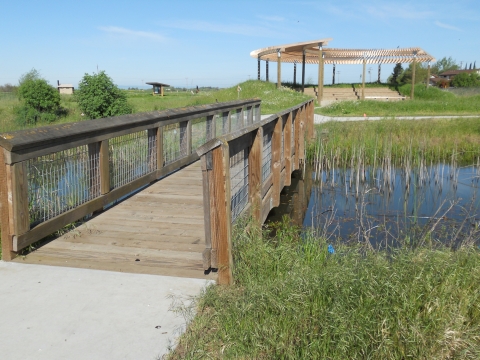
[230,146,249,222]
[262,130,273,182]
[27,145,100,226]
[109,130,155,190]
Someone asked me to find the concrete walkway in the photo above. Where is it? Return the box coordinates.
[314,114,479,124]
[0,261,212,360]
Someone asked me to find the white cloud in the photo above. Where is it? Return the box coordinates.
[434,21,461,31]
[98,26,168,42]
[160,20,279,37]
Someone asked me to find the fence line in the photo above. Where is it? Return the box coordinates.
[197,99,315,284]
[0,98,261,260]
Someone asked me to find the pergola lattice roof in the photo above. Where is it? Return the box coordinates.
[250,39,436,64]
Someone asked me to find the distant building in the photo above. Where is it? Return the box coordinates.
[438,69,480,80]
[146,82,170,96]
[57,81,74,95]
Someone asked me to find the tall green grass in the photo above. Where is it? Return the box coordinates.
[168,218,480,359]
[318,84,480,116]
[310,118,480,166]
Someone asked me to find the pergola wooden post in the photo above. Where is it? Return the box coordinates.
[301,51,306,93]
[411,51,417,100]
[317,43,324,104]
[257,56,261,80]
[293,61,297,87]
[362,55,366,100]
[378,64,381,83]
[277,49,282,89]
[332,63,336,85]
[266,60,269,82]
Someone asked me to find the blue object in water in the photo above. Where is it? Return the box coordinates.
[328,244,335,254]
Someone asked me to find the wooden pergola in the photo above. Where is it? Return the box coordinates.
[250,39,435,102]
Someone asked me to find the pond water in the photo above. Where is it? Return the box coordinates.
[267,164,480,248]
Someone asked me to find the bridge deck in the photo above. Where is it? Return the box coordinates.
[14,161,215,280]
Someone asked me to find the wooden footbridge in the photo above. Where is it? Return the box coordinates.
[0,98,314,284]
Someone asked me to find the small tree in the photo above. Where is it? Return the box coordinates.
[15,69,61,125]
[76,71,132,119]
[390,63,403,85]
[431,57,459,75]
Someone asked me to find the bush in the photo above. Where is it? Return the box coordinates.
[75,71,132,119]
[17,78,60,113]
[451,72,480,88]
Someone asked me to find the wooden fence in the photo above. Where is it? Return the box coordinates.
[0,99,261,260]
[197,99,315,284]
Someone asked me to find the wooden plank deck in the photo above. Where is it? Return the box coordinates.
[14,161,216,280]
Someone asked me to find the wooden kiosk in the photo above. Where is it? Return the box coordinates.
[146,82,170,96]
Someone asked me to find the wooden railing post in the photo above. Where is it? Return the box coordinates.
[1,152,29,258]
[272,117,282,207]
[284,111,292,186]
[294,109,300,171]
[99,140,110,195]
[200,152,213,271]
[0,151,14,260]
[248,127,263,222]
[298,106,306,165]
[212,143,233,285]
[157,126,164,169]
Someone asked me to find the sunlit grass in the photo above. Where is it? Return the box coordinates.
[168,217,480,359]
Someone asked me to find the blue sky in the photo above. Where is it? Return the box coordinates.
[1,0,479,88]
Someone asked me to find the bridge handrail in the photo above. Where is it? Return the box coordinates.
[0,98,261,259]
[196,99,315,284]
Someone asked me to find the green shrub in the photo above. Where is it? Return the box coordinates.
[75,71,132,119]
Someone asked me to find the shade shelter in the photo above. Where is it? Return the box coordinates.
[250,39,435,103]
[146,82,170,96]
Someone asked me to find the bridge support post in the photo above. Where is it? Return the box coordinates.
[248,127,263,223]
[284,112,292,186]
[272,117,282,207]
[212,144,233,285]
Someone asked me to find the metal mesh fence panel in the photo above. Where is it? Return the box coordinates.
[163,122,187,165]
[230,108,243,132]
[216,112,229,135]
[254,105,261,123]
[27,145,100,226]
[262,130,273,182]
[192,117,208,151]
[230,146,249,222]
[109,130,156,190]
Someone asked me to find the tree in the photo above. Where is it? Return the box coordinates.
[451,72,480,87]
[431,57,459,75]
[389,63,403,85]
[398,63,428,85]
[15,69,61,124]
[75,71,132,119]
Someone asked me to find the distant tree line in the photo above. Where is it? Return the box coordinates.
[389,56,479,88]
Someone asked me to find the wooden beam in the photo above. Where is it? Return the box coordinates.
[212,144,233,285]
[317,46,323,104]
[272,117,282,207]
[248,128,263,222]
[99,140,110,195]
[294,109,300,170]
[302,51,306,93]
[0,150,14,260]
[277,50,282,89]
[284,112,292,186]
[362,57,366,100]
